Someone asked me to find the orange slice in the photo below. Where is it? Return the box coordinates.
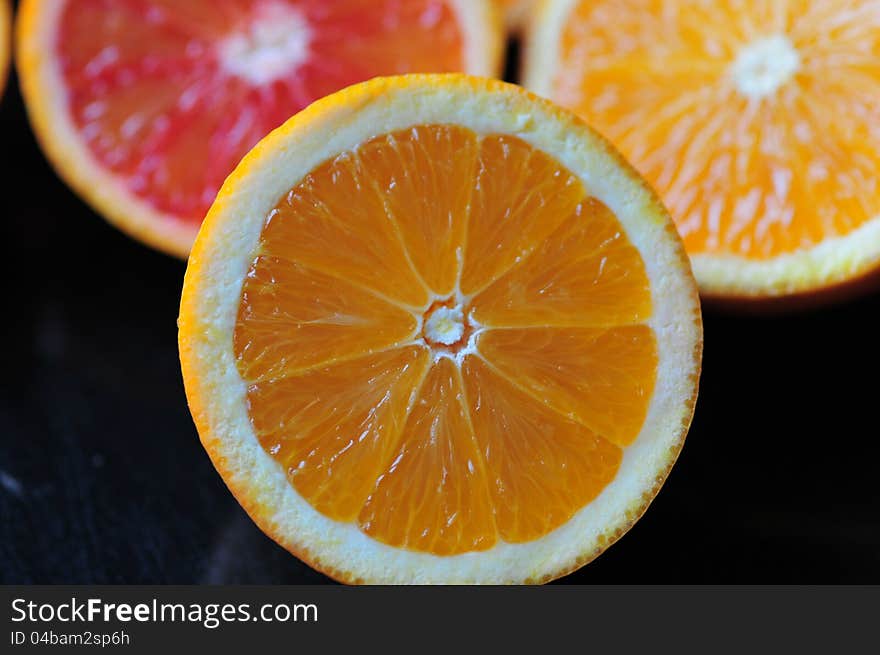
[178,75,702,584]
[16,0,502,258]
[525,0,880,300]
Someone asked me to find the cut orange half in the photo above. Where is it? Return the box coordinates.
[525,0,880,301]
[16,0,502,258]
[179,75,702,584]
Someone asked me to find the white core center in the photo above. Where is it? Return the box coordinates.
[730,35,801,100]
[425,306,465,346]
[219,3,311,85]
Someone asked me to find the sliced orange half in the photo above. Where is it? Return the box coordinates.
[16,0,502,258]
[525,0,880,300]
[179,75,702,584]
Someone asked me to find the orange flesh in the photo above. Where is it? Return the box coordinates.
[234,125,657,555]
[57,0,465,224]
[553,0,880,259]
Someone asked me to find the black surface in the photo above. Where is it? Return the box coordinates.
[2,41,879,585]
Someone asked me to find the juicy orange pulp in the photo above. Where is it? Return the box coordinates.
[57,0,465,225]
[233,125,658,555]
[553,0,880,260]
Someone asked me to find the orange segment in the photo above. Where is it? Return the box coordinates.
[525,0,880,298]
[358,125,480,295]
[262,148,430,307]
[18,1,502,257]
[471,196,652,328]
[460,135,586,295]
[477,326,657,447]
[235,256,418,380]
[245,347,431,521]
[462,356,622,543]
[358,358,497,556]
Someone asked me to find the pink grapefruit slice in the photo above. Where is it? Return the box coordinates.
[17,0,502,257]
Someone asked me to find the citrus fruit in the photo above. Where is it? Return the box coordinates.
[16,0,502,258]
[178,74,702,584]
[524,0,880,301]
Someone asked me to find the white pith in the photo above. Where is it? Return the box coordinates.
[424,305,465,345]
[409,289,487,365]
[730,35,800,101]
[219,2,311,86]
[180,76,702,584]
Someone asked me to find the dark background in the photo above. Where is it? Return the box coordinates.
[2,33,879,584]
